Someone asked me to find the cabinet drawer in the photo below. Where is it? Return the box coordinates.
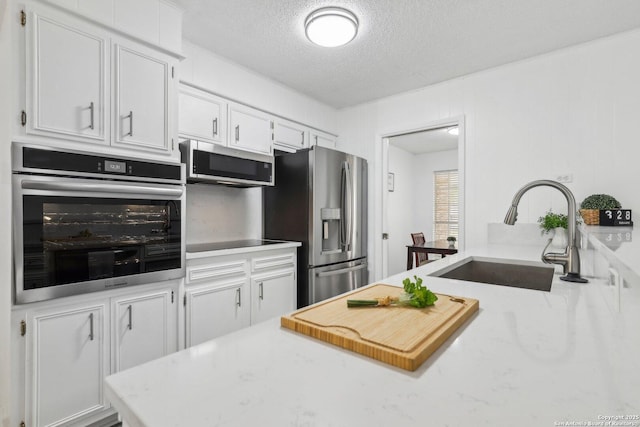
[251,253,295,272]
[187,260,247,284]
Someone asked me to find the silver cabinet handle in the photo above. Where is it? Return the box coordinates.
[236,288,241,307]
[89,102,95,130]
[127,305,132,330]
[235,125,239,142]
[300,131,304,146]
[213,118,218,136]
[259,282,264,300]
[89,312,94,341]
[125,111,133,137]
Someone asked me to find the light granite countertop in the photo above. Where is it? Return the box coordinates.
[105,243,640,427]
[580,224,639,286]
[185,239,301,259]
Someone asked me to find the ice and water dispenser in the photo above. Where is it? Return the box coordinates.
[321,208,342,254]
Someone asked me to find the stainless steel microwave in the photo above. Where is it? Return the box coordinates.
[180,140,274,187]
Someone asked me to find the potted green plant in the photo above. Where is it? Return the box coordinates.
[537,211,568,234]
[579,194,621,225]
[538,211,568,248]
[446,236,457,247]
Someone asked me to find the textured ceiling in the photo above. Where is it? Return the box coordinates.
[173,0,640,109]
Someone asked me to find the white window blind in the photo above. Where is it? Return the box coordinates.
[434,169,459,241]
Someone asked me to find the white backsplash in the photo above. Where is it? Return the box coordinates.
[185,183,262,244]
[487,223,549,246]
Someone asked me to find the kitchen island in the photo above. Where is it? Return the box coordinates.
[105,243,640,427]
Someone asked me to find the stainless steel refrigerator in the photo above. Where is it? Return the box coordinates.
[264,146,368,308]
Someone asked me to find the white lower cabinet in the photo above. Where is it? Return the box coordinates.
[27,303,109,427]
[13,282,179,427]
[251,268,296,325]
[184,246,297,348]
[112,288,177,372]
[185,278,250,347]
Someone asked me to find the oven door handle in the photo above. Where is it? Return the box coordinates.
[21,180,184,198]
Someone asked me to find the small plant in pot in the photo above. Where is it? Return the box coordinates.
[538,210,569,248]
[537,210,568,235]
[580,194,621,225]
[446,236,457,247]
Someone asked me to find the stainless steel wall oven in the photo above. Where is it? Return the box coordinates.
[12,143,185,304]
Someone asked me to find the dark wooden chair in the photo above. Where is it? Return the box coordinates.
[410,232,433,266]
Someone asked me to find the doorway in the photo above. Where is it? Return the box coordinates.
[380,117,465,278]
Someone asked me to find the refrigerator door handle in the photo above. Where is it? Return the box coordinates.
[340,161,353,252]
[340,162,346,249]
[346,161,354,251]
[315,262,367,278]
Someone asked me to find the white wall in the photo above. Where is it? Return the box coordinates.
[179,41,338,243]
[180,41,337,133]
[387,145,414,275]
[338,29,640,281]
[0,0,12,423]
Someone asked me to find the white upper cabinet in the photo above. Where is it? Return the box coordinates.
[273,118,308,152]
[114,42,173,153]
[27,10,107,144]
[18,4,179,161]
[310,130,337,149]
[178,85,227,145]
[228,103,273,155]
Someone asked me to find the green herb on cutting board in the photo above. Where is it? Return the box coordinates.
[346,276,438,308]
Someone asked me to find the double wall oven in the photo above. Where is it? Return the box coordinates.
[12,143,185,304]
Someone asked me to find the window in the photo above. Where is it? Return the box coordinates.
[434,169,458,241]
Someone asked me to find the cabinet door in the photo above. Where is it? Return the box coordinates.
[229,103,273,155]
[274,119,308,152]
[251,269,296,324]
[310,130,337,149]
[185,279,250,347]
[114,43,170,152]
[28,10,107,143]
[113,289,176,372]
[28,303,108,427]
[178,85,227,145]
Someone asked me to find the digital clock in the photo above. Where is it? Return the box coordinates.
[598,209,633,227]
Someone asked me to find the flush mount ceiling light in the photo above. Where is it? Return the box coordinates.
[447,127,459,136]
[305,7,358,47]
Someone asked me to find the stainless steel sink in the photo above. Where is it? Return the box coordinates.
[429,257,555,291]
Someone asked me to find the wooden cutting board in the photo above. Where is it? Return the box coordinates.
[281,284,479,371]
